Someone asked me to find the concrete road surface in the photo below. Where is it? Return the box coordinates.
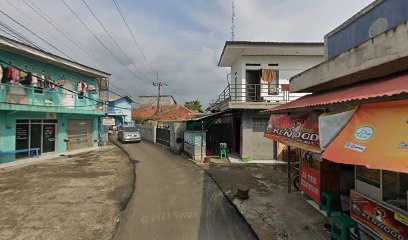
[114,141,257,240]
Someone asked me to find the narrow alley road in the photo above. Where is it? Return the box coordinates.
[114,141,257,240]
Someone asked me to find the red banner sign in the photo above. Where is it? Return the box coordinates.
[300,166,320,203]
[264,113,321,152]
[351,190,408,240]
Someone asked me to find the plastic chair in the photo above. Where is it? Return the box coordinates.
[320,192,342,217]
[219,144,227,158]
[331,215,361,240]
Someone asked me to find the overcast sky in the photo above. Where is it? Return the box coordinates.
[0,0,373,107]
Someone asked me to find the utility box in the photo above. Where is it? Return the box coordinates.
[184,130,206,160]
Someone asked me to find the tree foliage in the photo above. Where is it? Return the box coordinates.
[184,100,203,113]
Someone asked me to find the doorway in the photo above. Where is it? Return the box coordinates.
[42,124,56,153]
[67,120,93,151]
[245,70,261,101]
[233,118,241,155]
[15,119,57,159]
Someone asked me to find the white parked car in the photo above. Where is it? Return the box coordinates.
[118,126,141,143]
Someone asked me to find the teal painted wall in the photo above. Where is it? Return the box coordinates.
[0,49,96,87]
[0,49,104,163]
[0,49,104,113]
[0,110,99,163]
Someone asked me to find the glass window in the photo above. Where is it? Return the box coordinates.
[123,127,138,132]
[30,119,42,123]
[383,171,408,211]
[356,166,380,188]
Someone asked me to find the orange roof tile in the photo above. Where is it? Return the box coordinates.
[156,106,193,121]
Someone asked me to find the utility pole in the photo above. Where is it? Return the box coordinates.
[153,73,167,115]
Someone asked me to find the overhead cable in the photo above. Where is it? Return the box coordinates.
[82,0,152,83]
[61,0,149,84]
[0,9,75,61]
[112,0,156,76]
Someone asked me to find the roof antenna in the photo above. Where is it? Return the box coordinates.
[231,0,236,41]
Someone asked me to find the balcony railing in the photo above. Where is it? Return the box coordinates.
[208,83,307,111]
[0,83,105,112]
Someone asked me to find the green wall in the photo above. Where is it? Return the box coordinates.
[0,49,103,163]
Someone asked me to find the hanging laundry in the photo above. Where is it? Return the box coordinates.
[11,68,20,81]
[261,69,276,84]
[20,71,27,80]
[20,72,32,85]
[87,84,97,94]
[39,75,45,88]
[31,73,38,87]
[44,76,53,89]
[77,81,88,92]
[2,67,11,84]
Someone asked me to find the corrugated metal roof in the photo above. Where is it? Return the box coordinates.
[266,72,408,113]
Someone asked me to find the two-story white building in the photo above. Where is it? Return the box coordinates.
[204,41,324,162]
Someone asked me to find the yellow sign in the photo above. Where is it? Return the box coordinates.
[395,212,408,226]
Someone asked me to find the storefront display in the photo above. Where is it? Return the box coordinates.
[351,190,408,240]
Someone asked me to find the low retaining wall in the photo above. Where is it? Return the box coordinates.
[136,124,156,143]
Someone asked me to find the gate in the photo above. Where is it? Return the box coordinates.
[156,127,170,147]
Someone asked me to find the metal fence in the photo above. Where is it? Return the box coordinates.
[156,127,170,147]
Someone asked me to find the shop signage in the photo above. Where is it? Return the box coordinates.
[102,117,115,126]
[322,100,408,173]
[264,113,320,152]
[351,190,408,240]
[300,166,320,203]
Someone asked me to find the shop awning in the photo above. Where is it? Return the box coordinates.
[266,73,408,113]
[322,100,408,173]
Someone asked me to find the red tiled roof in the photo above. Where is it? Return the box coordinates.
[266,73,408,113]
[156,106,193,121]
[132,107,157,120]
[132,106,193,121]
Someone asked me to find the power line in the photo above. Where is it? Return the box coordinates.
[112,0,156,76]
[0,9,75,61]
[0,23,25,42]
[0,21,42,49]
[81,0,151,83]
[22,0,112,73]
[61,0,149,84]
[5,0,80,61]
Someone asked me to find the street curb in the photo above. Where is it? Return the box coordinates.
[194,163,261,240]
[108,138,137,240]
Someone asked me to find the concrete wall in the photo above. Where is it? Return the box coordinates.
[168,122,186,153]
[241,110,275,161]
[136,124,156,143]
[290,22,408,93]
[326,0,408,59]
